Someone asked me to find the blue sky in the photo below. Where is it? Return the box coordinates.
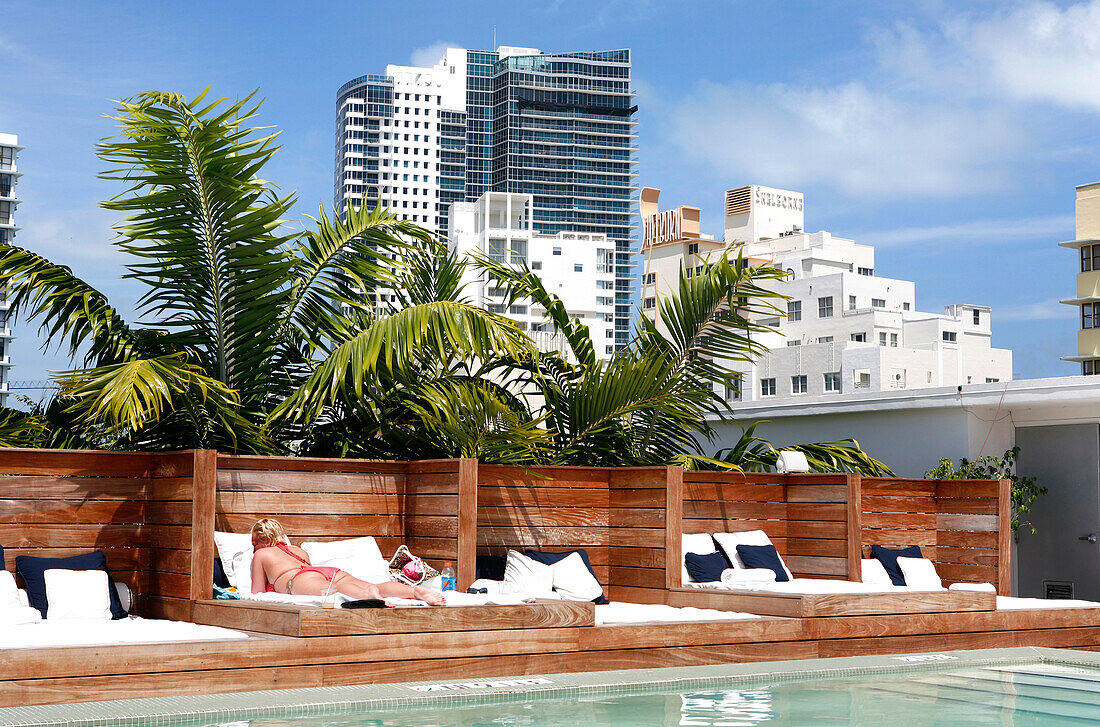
[1,0,1096,385]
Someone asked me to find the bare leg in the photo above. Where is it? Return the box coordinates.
[333,574,445,605]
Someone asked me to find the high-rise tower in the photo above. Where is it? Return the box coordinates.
[0,133,20,406]
[335,46,637,349]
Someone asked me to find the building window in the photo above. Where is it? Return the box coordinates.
[687,242,699,255]
[509,305,527,315]
[943,331,957,342]
[851,332,866,342]
[1082,244,1100,272]
[985,377,999,383]
[849,295,857,310]
[787,340,801,347]
[552,247,562,256]
[643,297,656,310]
[890,333,898,347]
[787,301,802,322]
[858,267,873,276]
[531,261,542,270]
[1085,360,1100,376]
[760,378,776,397]
[1084,302,1100,330]
[879,332,888,347]
[574,263,583,273]
[818,336,833,343]
[725,376,743,401]
[818,296,833,318]
[903,302,910,311]
[791,375,807,394]
[824,372,841,392]
[872,298,886,308]
[606,345,614,355]
[973,309,981,325]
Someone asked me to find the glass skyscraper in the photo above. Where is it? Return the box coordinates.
[335,46,637,348]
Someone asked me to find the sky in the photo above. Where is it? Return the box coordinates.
[1,0,1097,386]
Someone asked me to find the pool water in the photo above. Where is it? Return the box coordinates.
[197,662,1100,727]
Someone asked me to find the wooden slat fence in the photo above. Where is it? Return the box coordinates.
[0,448,207,619]
[860,477,1011,593]
[476,465,677,603]
[679,471,858,584]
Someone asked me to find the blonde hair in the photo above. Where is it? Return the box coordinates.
[251,518,288,547]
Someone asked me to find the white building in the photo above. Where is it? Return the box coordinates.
[641,185,1013,403]
[0,132,20,406]
[449,192,617,358]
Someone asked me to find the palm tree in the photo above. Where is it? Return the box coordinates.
[0,90,531,452]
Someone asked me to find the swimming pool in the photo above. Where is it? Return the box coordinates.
[4,648,1100,726]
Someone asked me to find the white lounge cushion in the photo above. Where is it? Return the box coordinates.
[949,582,996,593]
[861,558,893,586]
[44,569,112,620]
[302,537,390,584]
[713,530,794,580]
[897,557,943,590]
[213,531,254,592]
[0,571,21,611]
[547,552,603,601]
[0,572,41,626]
[503,550,554,595]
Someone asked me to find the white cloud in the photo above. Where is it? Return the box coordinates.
[994,297,1076,322]
[856,214,1074,248]
[409,41,459,68]
[667,80,1018,197]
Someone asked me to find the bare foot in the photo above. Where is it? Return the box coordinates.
[414,587,446,606]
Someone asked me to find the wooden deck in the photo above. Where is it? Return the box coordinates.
[1,448,1098,709]
[3,604,1100,707]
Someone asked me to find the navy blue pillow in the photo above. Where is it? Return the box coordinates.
[684,551,730,583]
[16,551,127,619]
[476,555,507,582]
[213,557,231,589]
[734,544,791,582]
[871,545,923,586]
[524,549,609,604]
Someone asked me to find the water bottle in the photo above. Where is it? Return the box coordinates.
[441,562,456,592]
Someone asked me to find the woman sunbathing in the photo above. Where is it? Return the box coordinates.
[249,519,445,605]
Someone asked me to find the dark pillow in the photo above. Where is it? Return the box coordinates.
[15,551,127,619]
[871,544,923,586]
[734,544,791,582]
[213,557,231,589]
[475,555,507,582]
[524,549,609,604]
[685,551,730,583]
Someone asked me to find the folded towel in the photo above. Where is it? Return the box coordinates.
[385,591,536,608]
[721,568,777,586]
[949,582,996,593]
[0,605,43,626]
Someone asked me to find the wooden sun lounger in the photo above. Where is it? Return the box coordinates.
[666,586,996,618]
[190,598,594,636]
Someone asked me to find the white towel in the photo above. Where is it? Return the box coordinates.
[0,605,44,626]
[949,582,996,593]
[721,568,777,586]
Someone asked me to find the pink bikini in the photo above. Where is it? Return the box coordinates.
[257,542,341,594]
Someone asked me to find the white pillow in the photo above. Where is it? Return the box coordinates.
[712,530,794,580]
[302,537,390,584]
[681,533,717,585]
[0,570,21,611]
[861,558,893,586]
[547,552,603,601]
[503,550,554,595]
[897,557,943,590]
[44,569,112,620]
[214,531,254,591]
